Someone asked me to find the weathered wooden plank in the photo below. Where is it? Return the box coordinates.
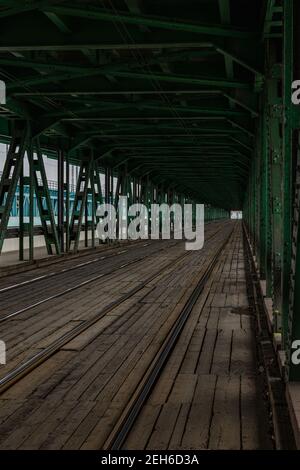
[208,376,241,450]
[124,405,161,450]
[181,375,216,449]
[146,403,181,450]
[210,329,232,375]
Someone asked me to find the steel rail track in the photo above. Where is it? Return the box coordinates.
[0,241,148,294]
[0,221,224,294]
[0,224,225,323]
[0,225,231,397]
[0,240,180,323]
[0,234,203,395]
[103,227,234,450]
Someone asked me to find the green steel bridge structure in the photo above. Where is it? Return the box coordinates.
[0,0,300,383]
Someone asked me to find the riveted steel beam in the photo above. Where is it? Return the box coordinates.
[44,5,258,39]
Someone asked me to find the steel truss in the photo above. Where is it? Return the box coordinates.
[244,0,300,380]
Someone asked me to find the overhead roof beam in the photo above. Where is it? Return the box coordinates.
[109,71,251,89]
[0,0,63,18]
[218,0,234,110]
[43,102,247,119]
[43,5,258,38]
[215,46,262,76]
[227,119,254,137]
[43,10,71,33]
[80,132,243,138]
[59,116,246,122]
[0,39,262,74]
[3,49,226,89]
[0,49,215,73]
[13,89,223,96]
[6,70,250,91]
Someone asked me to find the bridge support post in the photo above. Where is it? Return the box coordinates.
[57,148,64,253]
[0,121,30,258]
[19,158,24,261]
[285,0,300,381]
[28,142,34,261]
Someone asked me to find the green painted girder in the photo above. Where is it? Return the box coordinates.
[218,0,230,23]
[164,175,245,183]
[71,138,250,154]
[0,49,217,74]
[121,104,246,118]
[111,148,250,159]
[121,155,249,165]
[227,119,255,137]
[107,160,248,170]
[47,92,258,116]
[44,102,247,119]
[222,92,258,116]
[2,53,197,90]
[128,126,251,137]
[126,161,248,173]
[0,41,263,75]
[68,136,93,154]
[69,157,93,252]
[7,71,252,92]
[32,139,61,255]
[0,0,60,18]
[72,133,236,144]
[137,159,248,167]
[43,10,71,33]
[80,132,243,139]
[97,133,249,142]
[80,123,250,134]
[124,153,248,160]
[218,0,235,112]
[117,163,248,173]
[107,71,251,90]
[0,36,262,78]
[114,138,241,145]
[100,142,240,148]
[128,161,245,168]
[0,0,262,214]
[60,116,252,124]
[0,122,30,254]
[281,0,293,353]
[141,172,247,178]
[97,143,250,154]
[104,159,249,172]
[4,49,218,90]
[98,129,229,138]
[0,96,32,120]
[31,117,75,138]
[263,0,283,36]
[150,176,243,182]
[44,4,258,39]
[137,139,251,155]
[230,136,253,152]
[139,153,225,163]
[12,88,249,97]
[43,102,133,118]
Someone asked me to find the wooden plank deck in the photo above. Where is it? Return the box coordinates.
[124,224,273,450]
[0,221,272,450]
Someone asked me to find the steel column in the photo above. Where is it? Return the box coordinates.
[28,143,34,261]
[19,160,24,261]
[65,153,70,251]
[287,0,300,380]
[0,121,29,256]
[57,148,64,252]
[267,42,283,332]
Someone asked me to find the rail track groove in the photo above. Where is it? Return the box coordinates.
[104,229,233,450]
